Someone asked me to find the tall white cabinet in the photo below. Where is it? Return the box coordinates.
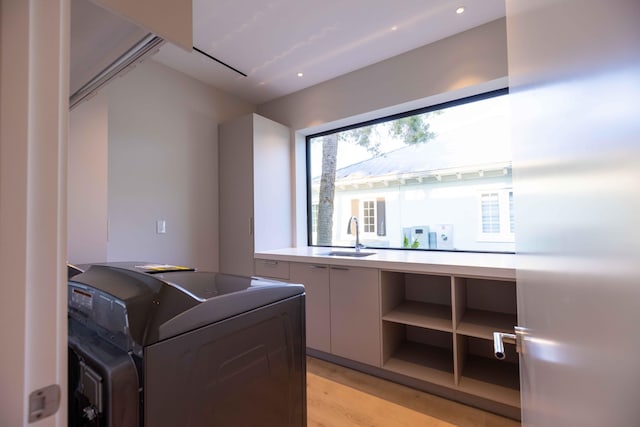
[218,113,291,276]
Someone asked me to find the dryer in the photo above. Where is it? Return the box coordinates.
[67,262,306,427]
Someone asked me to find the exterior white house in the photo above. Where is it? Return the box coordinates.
[311,131,514,252]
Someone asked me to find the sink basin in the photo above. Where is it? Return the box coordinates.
[324,251,376,258]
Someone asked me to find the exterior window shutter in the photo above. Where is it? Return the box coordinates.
[376,198,386,236]
[349,199,359,234]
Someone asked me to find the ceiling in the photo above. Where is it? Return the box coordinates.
[152,0,506,105]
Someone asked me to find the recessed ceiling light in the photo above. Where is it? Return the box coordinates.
[391,25,398,31]
[297,72,304,77]
[456,6,465,14]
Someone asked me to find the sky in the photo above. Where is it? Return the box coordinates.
[309,93,511,178]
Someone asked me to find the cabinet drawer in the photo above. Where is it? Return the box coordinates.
[254,259,290,280]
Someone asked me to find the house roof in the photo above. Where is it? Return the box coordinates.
[314,128,512,188]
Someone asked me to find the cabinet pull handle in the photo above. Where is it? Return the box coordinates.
[309,265,327,269]
[262,260,278,266]
[493,326,526,359]
[331,266,349,271]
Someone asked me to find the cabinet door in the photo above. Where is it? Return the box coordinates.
[252,114,291,253]
[219,115,254,276]
[330,266,380,367]
[219,114,291,277]
[290,262,330,353]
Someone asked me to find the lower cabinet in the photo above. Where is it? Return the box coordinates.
[329,266,380,367]
[256,257,519,418]
[290,262,331,353]
[381,271,520,410]
[290,262,380,367]
[254,258,290,280]
[381,272,456,386]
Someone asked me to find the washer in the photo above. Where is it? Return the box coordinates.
[67,262,306,426]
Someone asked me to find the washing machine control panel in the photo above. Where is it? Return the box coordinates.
[68,282,131,352]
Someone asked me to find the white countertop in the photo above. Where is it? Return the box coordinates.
[255,247,516,280]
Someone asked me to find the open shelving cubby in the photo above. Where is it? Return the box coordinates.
[452,276,520,408]
[453,276,517,340]
[380,269,521,413]
[381,271,455,387]
[382,322,455,387]
[381,271,452,331]
[455,335,520,407]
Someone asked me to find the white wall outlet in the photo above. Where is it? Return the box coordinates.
[156,219,166,234]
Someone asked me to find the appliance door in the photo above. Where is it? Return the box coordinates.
[144,295,306,427]
[68,319,140,427]
[506,0,640,426]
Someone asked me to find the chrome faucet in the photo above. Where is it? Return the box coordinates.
[347,216,365,252]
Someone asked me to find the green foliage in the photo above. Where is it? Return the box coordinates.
[336,112,439,158]
[402,234,420,249]
[390,114,438,145]
[339,125,379,155]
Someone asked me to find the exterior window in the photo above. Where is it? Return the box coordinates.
[478,189,514,242]
[348,198,386,237]
[363,200,375,233]
[307,89,513,253]
[481,193,501,233]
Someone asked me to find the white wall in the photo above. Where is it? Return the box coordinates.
[106,60,254,270]
[69,18,509,264]
[256,19,509,247]
[257,19,507,132]
[68,59,254,270]
[68,92,109,264]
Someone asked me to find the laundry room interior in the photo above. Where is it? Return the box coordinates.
[2,0,639,426]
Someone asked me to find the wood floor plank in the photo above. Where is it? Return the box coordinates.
[308,372,455,427]
[306,357,521,427]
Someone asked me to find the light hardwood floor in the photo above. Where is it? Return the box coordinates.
[306,357,521,427]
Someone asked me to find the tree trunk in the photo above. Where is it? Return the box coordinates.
[316,134,338,245]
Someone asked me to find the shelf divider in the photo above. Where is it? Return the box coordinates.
[456,309,517,340]
[382,301,452,332]
[383,340,455,388]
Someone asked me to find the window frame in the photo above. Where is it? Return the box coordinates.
[477,188,515,243]
[305,88,512,253]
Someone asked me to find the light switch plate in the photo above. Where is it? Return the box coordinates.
[156,219,166,234]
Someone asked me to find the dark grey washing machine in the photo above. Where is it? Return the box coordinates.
[67,262,306,427]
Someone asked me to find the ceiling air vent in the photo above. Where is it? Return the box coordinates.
[69,0,165,109]
[70,33,164,109]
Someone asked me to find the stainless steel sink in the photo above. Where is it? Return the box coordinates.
[324,251,376,257]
